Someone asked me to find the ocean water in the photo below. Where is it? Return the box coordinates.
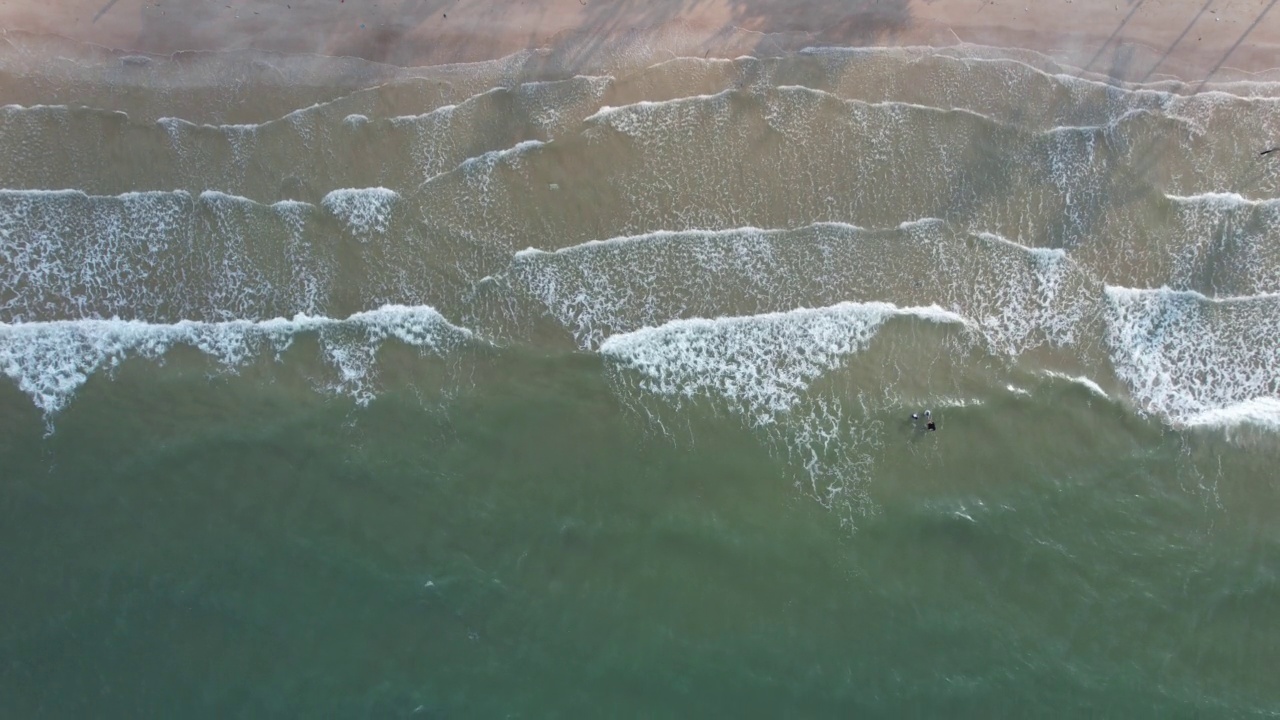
[2,33,1280,718]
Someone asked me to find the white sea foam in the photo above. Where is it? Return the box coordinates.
[589,86,1014,141]
[511,226,810,348]
[158,102,327,135]
[897,217,945,231]
[1045,107,1156,135]
[776,84,985,118]
[388,103,464,186]
[389,104,458,125]
[2,104,72,112]
[198,189,313,210]
[0,188,324,322]
[600,302,965,423]
[1104,286,1280,428]
[922,396,986,409]
[0,305,474,418]
[1,103,129,121]
[584,91,732,133]
[432,140,548,198]
[600,301,966,519]
[1040,370,1110,399]
[320,188,399,238]
[514,225,778,260]
[1182,397,1280,431]
[455,140,545,173]
[964,231,1097,353]
[1165,192,1280,207]
[1160,192,1280,295]
[977,231,1067,261]
[0,189,195,320]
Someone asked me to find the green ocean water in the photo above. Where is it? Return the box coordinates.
[2,34,1280,718]
[3,348,1279,717]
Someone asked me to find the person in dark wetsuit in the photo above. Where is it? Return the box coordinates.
[925,410,936,432]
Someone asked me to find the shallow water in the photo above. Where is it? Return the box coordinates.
[2,36,1280,718]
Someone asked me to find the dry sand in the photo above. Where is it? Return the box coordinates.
[0,0,1278,83]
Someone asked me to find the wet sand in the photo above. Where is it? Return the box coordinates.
[2,0,1279,82]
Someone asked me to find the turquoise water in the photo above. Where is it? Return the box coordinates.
[2,35,1280,717]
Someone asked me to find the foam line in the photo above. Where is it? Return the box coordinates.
[1182,397,1280,430]
[600,302,966,422]
[152,75,612,136]
[0,306,474,418]
[1166,192,1280,207]
[0,187,309,210]
[1040,370,1110,399]
[454,140,547,172]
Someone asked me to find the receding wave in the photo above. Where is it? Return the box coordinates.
[0,189,329,323]
[601,301,967,420]
[321,188,400,239]
[1104,286,1280,429]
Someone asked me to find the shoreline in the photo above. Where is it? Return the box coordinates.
[0,0,1278,86]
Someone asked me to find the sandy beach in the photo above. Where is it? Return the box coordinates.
[1,0,1278,83]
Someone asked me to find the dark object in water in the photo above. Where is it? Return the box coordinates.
[927,421,937,431]
[1261,148,1279,156]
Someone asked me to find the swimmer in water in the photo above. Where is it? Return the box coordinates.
[925,410,936,431]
